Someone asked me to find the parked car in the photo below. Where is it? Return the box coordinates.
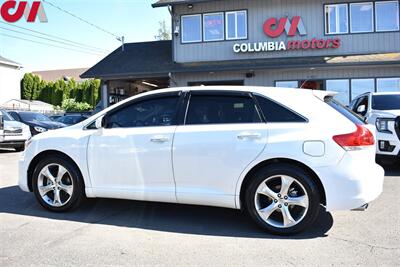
[350,92,400,162]
[8,111,67,136]
[49,115,63,121]
[19,87,384,235]
[0,109,31,151]
[55,114,89,126]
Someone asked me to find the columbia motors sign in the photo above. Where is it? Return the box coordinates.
[233,16,341,53]
[1,0,47,23]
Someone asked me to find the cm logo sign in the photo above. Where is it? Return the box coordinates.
[263,16,306,38]
[1,0,47,23]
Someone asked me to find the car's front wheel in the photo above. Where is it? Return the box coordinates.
[32,156,85,212]
[244,164,321,235]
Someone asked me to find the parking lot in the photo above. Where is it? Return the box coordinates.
[0,150,399,266]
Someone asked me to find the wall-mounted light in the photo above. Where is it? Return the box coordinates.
[187,4,193,9]
[246,71,255,78]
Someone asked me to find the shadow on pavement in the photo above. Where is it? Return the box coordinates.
[0,185,333,239]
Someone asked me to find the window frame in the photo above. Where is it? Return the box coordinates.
[225,10,248,40]
[181,14,203,44]
[203,12,225,42]
[349,2,375,33]
[252,93,309,123]
[325,3,349,35]
[375,0,400,32]
[102,91,184,129]
[274,80,299,88]
[183,90,264,126]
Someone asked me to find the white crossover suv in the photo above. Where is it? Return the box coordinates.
[0,109,31,151]
[350,92,400,162]
[19,87,384,235]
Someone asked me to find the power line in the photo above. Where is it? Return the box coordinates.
[0,21,108,53]
[42,0,120,39]
[0,32,105,56]
[0,26,107,54]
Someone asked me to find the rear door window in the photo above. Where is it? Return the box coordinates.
[185,94,262,125]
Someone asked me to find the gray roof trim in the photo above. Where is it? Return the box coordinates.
[0,55,22,68]
[152,0,214,8]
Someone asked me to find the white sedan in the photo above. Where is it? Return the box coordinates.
[19,87,384,235]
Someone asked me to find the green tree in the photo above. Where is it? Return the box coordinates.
[154,20,171,40]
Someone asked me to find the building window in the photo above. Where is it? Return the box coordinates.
[350,2,374,33]
[326,79,350,105]
[275,81,299,88]
[375,1,400,32]
[226,10,247,40]
[181,14,202,43]
[203,12,224,41]
[377,78,400,92]
[325,4,348,34]
[351,78,375,100]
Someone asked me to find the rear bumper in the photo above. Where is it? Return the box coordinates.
[315,152,385,211]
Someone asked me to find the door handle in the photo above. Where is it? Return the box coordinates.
[150,135,169,143]
[237,132,262,140]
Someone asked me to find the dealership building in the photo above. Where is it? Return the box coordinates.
[81,0,400,106]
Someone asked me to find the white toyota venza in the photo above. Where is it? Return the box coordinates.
[19,87,384,235]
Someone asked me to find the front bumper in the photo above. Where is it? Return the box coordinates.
[315,151,385,211]
[0,140,25,148]
[18,155,30,192]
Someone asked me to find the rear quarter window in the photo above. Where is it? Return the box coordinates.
[325,97,365,125]
[255,95,307,123]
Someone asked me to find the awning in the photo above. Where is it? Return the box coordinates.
[81,40,400,80]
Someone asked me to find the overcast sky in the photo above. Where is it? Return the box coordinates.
[0,0,170,72]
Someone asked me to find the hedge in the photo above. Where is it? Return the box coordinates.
[21,73,101,110]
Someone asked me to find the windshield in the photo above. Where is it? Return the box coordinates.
[372,95,400,110]
[19,112,52,122]
[0,110,14,121]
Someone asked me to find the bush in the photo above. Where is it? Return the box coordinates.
[61,99,92,112]
[20,73,100,110]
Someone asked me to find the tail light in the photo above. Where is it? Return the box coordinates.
[333,124,375,151]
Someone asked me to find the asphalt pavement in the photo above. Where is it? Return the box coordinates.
[0,149,399,266]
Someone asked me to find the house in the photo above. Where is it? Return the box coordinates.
[32,68,88,82]
[82,0,400,107]
[0,55,22,105]
[1,99,54,113]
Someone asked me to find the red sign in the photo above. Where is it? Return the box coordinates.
[1,0,47,23]
[263,16,307,38]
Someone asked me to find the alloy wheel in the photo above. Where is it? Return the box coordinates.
[37,163,74,207]
[254,175,309,228]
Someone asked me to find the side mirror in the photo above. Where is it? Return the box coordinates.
[357,105,366,114]
[95,116,105,129]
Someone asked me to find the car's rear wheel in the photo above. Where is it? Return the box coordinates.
[32,156,85,212]
[244,164,321,235]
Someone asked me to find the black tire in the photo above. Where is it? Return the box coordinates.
[32,155,85,212]
[244,163,321,235]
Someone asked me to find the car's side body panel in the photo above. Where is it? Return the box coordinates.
[18,86,385,214]
[173,123,268,208]
[87,126,177,203]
